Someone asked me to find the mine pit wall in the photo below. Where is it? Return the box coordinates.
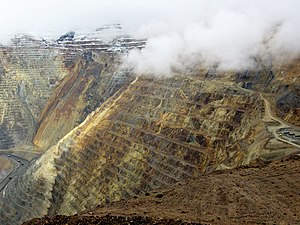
[235,63,300,126]
[0,42,131,151]
[33,52,134,150]
[0,47,67,119]
[0,46,69,149]
[0,74,265,225]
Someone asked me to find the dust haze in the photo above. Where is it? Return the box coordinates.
[1,0,300,73]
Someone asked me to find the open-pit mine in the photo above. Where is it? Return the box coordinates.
[0,27,299,225]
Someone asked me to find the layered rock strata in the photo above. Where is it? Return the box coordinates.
[0,34,144,150]
[0,51,66,148]
[235,64,300,126]
[0,73,267,224]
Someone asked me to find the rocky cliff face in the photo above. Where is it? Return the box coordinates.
[0,31,299,225]
[0,37,67,149]
[33,53,133,150]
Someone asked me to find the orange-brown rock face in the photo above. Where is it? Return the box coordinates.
[33,54,132,150]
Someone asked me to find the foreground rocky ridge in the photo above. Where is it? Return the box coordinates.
[24,215,200,225]
[23,155,300,225]
[0,30,299,225]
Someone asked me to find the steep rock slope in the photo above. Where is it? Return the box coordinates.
[33,53,133,150]
[0,37,67,149]
[0,32,143,151]
[0,73,272,224]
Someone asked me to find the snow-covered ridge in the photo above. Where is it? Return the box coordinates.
[6,24,146,54]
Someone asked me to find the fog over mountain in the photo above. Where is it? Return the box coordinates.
[1,0,300,73]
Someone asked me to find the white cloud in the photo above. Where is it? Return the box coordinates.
[0,0,299,73]
[124,0,300,73]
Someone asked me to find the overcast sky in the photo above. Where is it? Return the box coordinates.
[0,0,202,41]
[1,0,299,72]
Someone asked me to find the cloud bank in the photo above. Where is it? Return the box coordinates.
[125,0,300,74]
[1,0,300,73]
